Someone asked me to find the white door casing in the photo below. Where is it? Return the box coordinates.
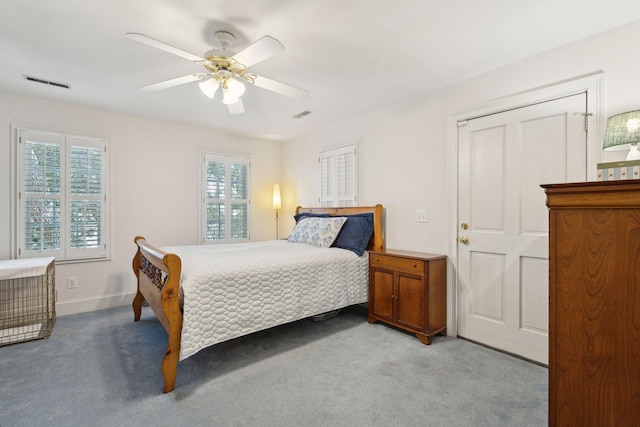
[445,73,603,352]
[456,93,588,364]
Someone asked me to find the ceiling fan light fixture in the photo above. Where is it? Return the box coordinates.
[198,78,219,99]
[222,86,240,105]
[226,77,245,98]
[128,31,309,115]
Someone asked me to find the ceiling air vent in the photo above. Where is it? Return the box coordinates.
[293,110,311,119]
[23,75,70,89]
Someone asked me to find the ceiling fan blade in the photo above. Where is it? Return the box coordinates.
[252,75,309,100]
[231,36,284,68]
[141,74,203,91]
[227,98,245,114]
[126,32,206,63]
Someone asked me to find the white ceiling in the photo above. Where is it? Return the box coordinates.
[2,0,640,141]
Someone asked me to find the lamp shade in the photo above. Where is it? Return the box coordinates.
[198,78,219,99]
[603,110,640,151]
[226,77,246,98]
[272,184,281,210]
[222,86,239,105]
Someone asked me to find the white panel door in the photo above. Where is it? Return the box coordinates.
[457,93,587,364]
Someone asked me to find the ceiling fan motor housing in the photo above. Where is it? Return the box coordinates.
[214,31,235,50]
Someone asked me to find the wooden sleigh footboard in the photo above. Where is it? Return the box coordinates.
[132,236,182,393]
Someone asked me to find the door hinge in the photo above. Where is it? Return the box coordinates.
[575,112,592,132]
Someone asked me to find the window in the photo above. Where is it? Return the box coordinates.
[319,141,358,207]
[202,152,250,243]
[15,127,109,261]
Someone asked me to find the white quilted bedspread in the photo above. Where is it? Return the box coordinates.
[162,240,368,361]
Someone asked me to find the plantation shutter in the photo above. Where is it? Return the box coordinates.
[335,145,356,207]
[230,161,249,240]
[319,151,335,207]
[203,153,250,243]
[319,142,358,207]
[205,158,226,241]
[21,132,63,255]
[17,129,108,261]
[67,137,106,258]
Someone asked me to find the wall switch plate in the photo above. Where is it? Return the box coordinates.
[416,209,428,223]
[67,276,78,289]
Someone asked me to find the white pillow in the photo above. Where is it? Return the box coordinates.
[288,217,347,248]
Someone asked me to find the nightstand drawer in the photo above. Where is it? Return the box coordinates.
[369,254,424,274]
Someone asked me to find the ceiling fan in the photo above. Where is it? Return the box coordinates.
[126,31,309,114]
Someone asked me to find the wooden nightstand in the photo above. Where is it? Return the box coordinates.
[368,249,447,344]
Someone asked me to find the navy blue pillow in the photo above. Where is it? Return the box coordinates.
[331,213,374,256]
[294,212,330,222]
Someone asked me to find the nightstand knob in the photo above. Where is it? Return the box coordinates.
[375,257,379,262]
[412,263,417,267]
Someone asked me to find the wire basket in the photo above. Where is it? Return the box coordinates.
[0,257,56,346]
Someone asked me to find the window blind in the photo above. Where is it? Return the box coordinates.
[69,143,103,249]
[319,142,358,207]
[203,153,250,243]
[16,128,109,261]
[23,141,62,252]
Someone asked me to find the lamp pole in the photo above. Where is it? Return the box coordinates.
[273,184,281,240]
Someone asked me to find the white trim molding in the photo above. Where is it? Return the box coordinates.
[56,292,136,316]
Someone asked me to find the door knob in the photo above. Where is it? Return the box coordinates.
[459,236,469,244]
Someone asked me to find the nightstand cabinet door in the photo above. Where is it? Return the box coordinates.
[368,250,446,345]
[370,269,394,321]
[396,273,424,331]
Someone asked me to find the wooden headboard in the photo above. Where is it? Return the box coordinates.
[295,204,384,252]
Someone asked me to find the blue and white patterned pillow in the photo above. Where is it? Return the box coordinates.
[288,217,347,248]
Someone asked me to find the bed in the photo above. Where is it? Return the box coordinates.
[132,204,384,393]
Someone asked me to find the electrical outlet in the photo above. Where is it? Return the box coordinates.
[416,209,428,223]
[67,276,78,289]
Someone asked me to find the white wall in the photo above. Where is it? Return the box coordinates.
[3,20,639,318]
[0,95,282,315]
[282,20,640,256]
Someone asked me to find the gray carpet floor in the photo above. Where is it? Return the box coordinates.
[0,304,547,426]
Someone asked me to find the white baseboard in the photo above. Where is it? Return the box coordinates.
[56,292,136,316]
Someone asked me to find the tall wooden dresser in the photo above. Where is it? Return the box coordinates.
[542,180,640,426]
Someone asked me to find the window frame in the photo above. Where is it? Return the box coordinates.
[319,140,359,207]
[200,151,251,244]
[12,125,110,262]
